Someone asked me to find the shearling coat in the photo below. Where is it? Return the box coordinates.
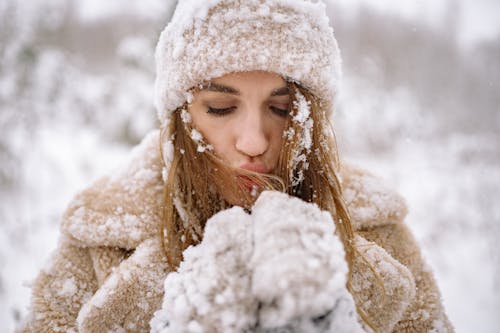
[17,130,454,333]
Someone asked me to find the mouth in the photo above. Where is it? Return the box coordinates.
[239,162,270,174]
[237,163,270,193]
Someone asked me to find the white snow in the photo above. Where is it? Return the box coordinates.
[190,129,213,153]
[289,89,314,186]
[58,278,78,297]
[181,109,192,124]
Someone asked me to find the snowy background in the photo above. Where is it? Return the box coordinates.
[1,0,499,332]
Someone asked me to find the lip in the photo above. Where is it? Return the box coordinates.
[237,162,270,192]
[238,162,271,174]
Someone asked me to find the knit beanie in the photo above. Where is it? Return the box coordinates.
[154,0,342,127]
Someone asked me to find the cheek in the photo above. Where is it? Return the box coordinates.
[189,110,233,158]
[205,129,231,156]
[268,120,287,162]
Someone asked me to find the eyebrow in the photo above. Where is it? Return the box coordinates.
[199,83,290,97]
[270,86,290,96]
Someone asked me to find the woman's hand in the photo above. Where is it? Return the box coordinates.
[150,206,258,333]
[250,191,365,333]
[152,192,365,333]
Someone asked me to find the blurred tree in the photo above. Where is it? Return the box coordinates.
[330,1,499,137]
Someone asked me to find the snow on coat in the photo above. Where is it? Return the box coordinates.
[16,130,454,333]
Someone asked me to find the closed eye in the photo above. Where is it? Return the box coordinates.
[207,107,235,116]
[270,106,289,117]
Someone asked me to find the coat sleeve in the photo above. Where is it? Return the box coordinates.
[76,238,168,333]
[16,236,98,333]
[357,222,454,333]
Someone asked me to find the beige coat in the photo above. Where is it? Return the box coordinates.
[17,130,454,333]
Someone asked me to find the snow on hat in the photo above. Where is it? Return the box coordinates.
[154,0,342,126]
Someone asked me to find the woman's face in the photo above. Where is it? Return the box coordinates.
[188,70,290,199]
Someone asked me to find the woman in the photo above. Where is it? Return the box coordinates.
[17,0,453,332]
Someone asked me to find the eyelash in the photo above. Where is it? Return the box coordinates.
[207,106,289,117]
[270,106,289,117]
[207,107,235,116]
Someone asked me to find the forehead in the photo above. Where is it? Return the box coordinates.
[197,71,289,97]
[214,71,284,83]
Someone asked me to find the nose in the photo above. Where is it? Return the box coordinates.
[235,111,269,157]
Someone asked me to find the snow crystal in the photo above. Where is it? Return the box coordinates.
[283,127,295,140]
[190,129,202,142]
[430,318,448,333]
[162,139,175,167]
[125,321,137,331]
[250,186,259,197]
[72,206,86,220]
[137,301,149,311]
[74,212,144,246]
[196,144,210,153]
[292,90,313,152]
[185,90,194,104]
[174,196,190,227]
[288,90,314,186]
[187,320,203,333]
[162,167,168,183]
[292,92,311,124]
[173,294,190,319]
[77,273,120,330]
[110,324,126,333]
[181,109,192,123]
[92,274,119,308]
[190,129,213,153]
[58,278,77,297]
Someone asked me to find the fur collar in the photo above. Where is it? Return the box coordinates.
[341,162,408,230]
[61,131,165,249]
[60,130,407,249]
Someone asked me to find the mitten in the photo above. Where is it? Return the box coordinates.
[250,191,365,333]
[150,206,257,333]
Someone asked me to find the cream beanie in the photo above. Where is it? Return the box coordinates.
[154,0,342,126]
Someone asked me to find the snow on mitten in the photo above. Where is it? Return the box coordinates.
[150,206,258,333]
[250,191,365,333]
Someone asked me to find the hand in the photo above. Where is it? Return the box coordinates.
[250,191,365,333]
[152,192,366,333]
[151,206,257,333]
